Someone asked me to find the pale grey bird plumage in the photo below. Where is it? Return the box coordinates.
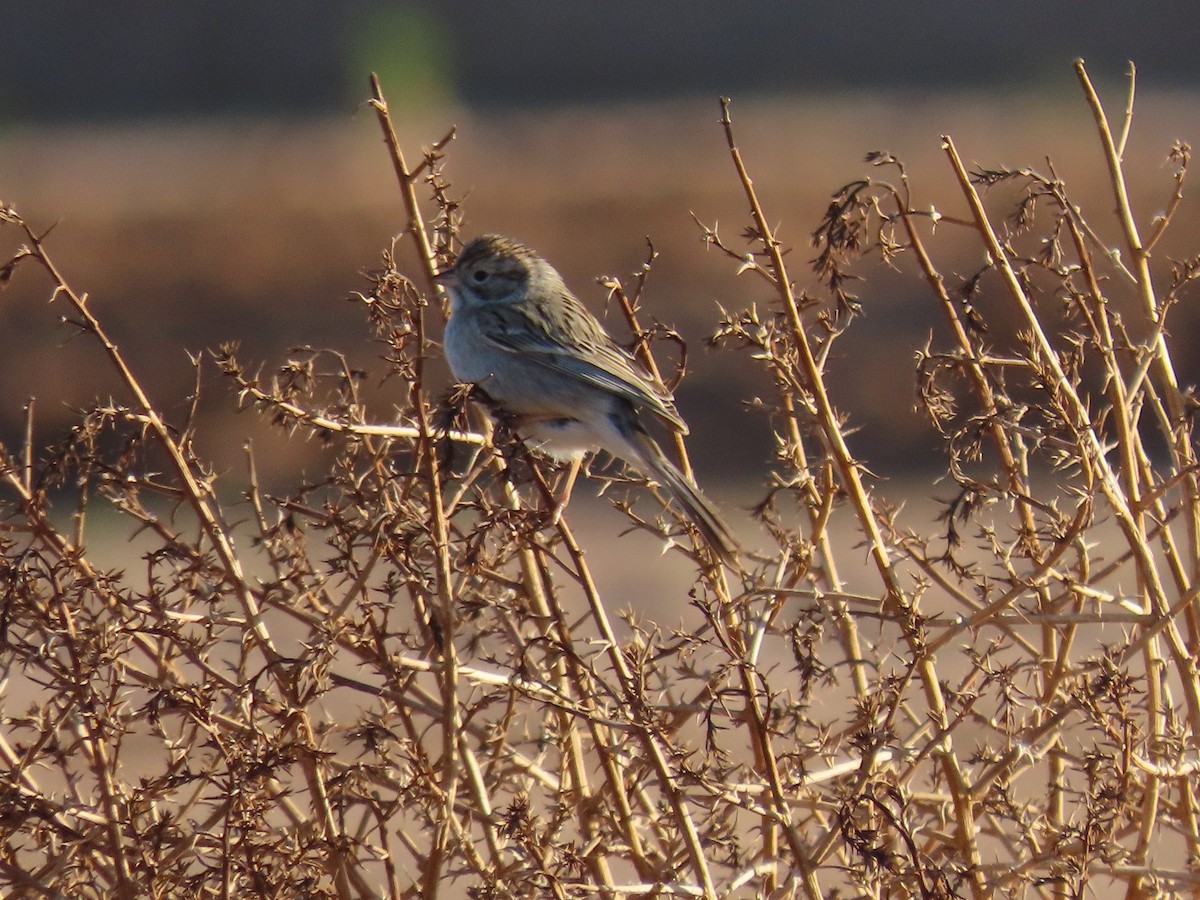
[438,234,737,564]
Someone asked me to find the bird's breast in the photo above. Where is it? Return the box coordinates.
[443,311,493,385]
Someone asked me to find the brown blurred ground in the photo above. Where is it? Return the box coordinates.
[2,89,1199,498]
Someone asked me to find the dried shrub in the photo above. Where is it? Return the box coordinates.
[1,62,1199,898]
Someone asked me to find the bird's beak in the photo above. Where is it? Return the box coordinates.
[432,267,458,289]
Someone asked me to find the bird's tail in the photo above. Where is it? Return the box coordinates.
[619,425,740,567]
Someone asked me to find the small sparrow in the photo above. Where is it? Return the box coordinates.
[435,234,737,565]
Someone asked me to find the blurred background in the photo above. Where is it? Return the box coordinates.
[2,1,1199,508]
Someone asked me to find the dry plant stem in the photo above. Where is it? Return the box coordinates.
[891,182,1073,850]
[702,142,865,898]
[608,275,736,576]
[70,683,134,898]
[367,82,635,895]
[695,220,852,574]
[231,375,485,446]
[945,142,1190,643]
[615,266,807,888]
[923,503,1090,656]
[1074,61,1192,430]
[549,518,719,899]
[10,223,365,896]
[604,268,772,880]
[1078,60,1200,660]
[23,227,280,665]
[886,185,1062,685]
[943,139,1198,689]
[711,130,847,892]
[372,74,637,895]
[21,397,33,496]
[369,74,463,897]
[368,73,446,304]
[1055,202,1198,708]
[1116,61,1136,159]
[605,264,696,482]
[718,98,986,896]
[777,399,866,702]
[374,83,724,890]
[1074,58,1200,648]
[942,129,1197,897]
[498,478,627,890]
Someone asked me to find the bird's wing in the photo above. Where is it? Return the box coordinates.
[476,293,688,433]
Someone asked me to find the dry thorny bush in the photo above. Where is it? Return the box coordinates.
[1,61,1199,899]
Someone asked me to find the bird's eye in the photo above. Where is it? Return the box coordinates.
[471,269,489,283]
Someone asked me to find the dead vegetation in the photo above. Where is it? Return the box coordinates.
[1,61,1199,898]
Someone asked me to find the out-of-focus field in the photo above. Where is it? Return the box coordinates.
[2,88,1199,495]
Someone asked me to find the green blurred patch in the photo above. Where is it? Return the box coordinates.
[344,6,455,110]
